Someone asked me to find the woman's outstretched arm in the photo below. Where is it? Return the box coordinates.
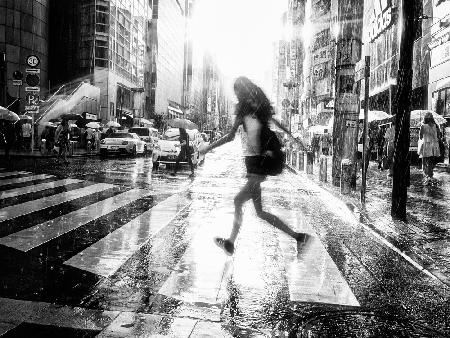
[201,115,242,154]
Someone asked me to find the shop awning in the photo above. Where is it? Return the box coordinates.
[436,77,450,91]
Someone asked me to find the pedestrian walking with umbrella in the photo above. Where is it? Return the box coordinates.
[199,76,309,256]
[54,118,70,164]
[171,127,195,177]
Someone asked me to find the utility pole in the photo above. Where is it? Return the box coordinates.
[391,0,416,220]
[361,55,370,203]
[332,0,364,189]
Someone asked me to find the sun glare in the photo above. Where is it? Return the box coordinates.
[191,0,287,90]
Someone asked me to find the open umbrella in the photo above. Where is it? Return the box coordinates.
[106,121,121,128]
[86,121,101,129]
[358,109,392,122]
[42,121,56,127]
[167,118,198,130]
[410,110,446,127]
[0,106,19,122]
[19,114,32,121]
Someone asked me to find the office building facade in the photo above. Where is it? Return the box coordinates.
[50,0,152,124]
[0,0,49,112]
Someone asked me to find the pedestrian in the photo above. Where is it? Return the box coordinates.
[54,119,70,164]
[40,126,49,155]
[85,127,94,152]
[199,76,309,256]
[171,127,195,177]
[21,120,32,151]
[376,125,385,169]
[94,128,101,151]
[105,126,115,137]
[384,122,395,176]
[418,112,441,183]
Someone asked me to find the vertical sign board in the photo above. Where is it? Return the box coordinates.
[25,55,40,151]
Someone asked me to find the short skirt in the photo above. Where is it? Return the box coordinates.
[244,156,267,179]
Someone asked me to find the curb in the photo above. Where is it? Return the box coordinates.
[1,152,99,159]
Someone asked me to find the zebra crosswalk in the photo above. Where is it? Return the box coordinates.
[0,168,360,310]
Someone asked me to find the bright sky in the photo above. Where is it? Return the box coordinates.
[190,0,288,94]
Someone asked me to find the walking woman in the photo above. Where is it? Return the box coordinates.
[171,127,195,177]
[200,76,308,256]
[418,112,441,183]
[54,119,70,164]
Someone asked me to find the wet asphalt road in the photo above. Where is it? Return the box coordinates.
[1,142,450,337]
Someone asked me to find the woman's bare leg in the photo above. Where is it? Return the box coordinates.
[250,178,301,239]
[228,178,254,243]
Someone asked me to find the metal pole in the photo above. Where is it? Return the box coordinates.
[361,55,370,203]
[31,110,35,152]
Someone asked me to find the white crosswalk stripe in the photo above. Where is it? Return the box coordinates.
[0,171,31,178]
[0,188,152,252]
[0,178,83,200]
[0,183,114,222]
[0,174,54,187]
[65,192,191,277]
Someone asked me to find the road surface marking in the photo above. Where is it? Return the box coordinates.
[0,183,114,222]
[0,179,84,200]
[0,174,54,187]
[0,189,152,252]
[157,208,233,304]
[0,171,30,178]
[65,193,191,277]
[275,208,360,307]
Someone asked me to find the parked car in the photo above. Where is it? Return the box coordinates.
[100,132,148,157]
[152,128,209,169]
[128,127,159,154]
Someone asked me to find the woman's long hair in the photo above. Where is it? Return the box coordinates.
[423,112,435,125]
[234,76,273,125]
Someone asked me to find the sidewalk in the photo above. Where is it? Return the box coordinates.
[286,152,450,287]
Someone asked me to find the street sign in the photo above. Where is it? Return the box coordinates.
[25,105,39,111]
[26,55,40,68]
[26,93,40,105]
[26,68,40,74]
[13,70,23,80]
[25,86,40,92]
[12,80,22,86]
[346,120,357,128]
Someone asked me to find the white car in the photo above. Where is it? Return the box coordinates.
[128,127,160,154]
[100,132,148,157]
[152,128,209,169]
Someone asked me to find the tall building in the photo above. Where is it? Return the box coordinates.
[301,0,335,128]
[0,0,50,112]
[149,0,187,119]
[49,0,152,125]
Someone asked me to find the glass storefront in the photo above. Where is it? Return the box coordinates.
[432,88,450,118]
